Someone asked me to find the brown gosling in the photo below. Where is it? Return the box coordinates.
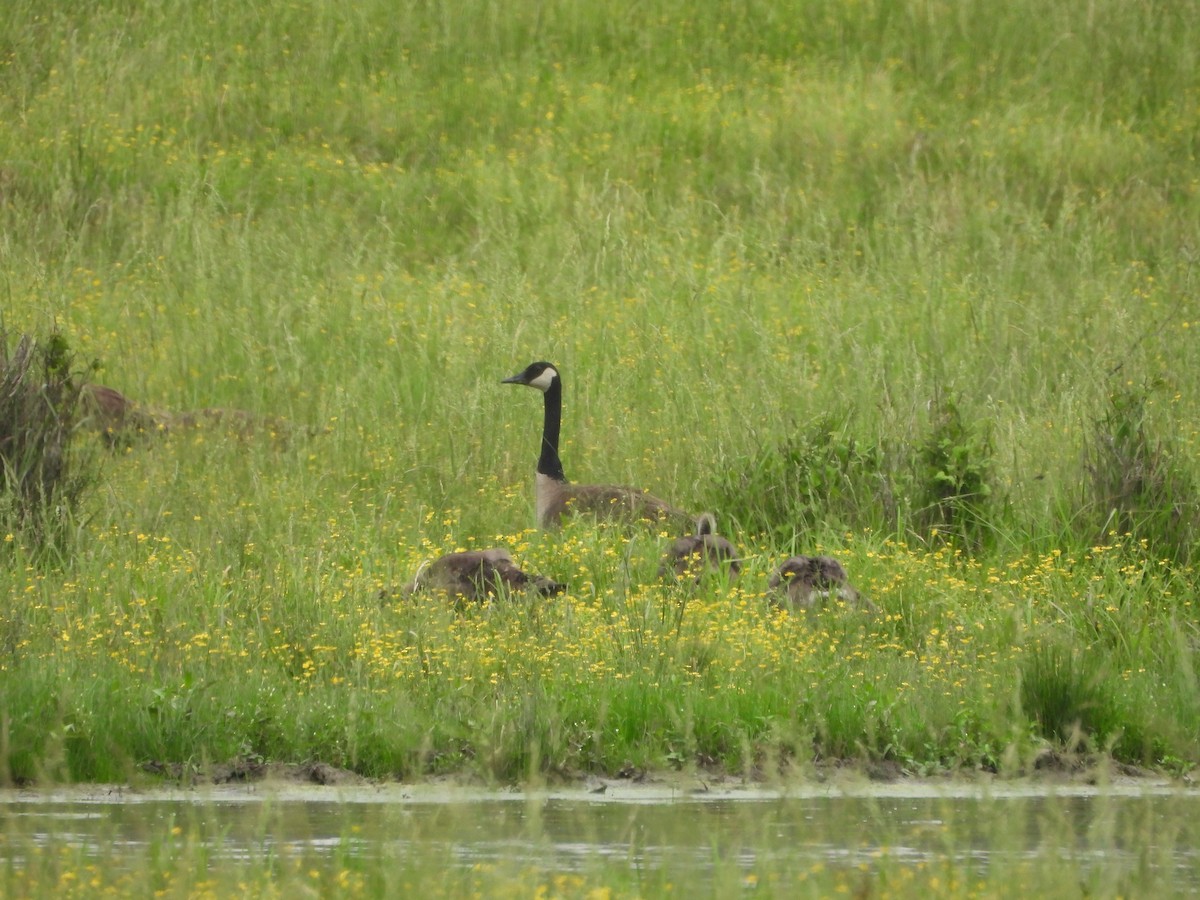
[80,383,163,445]
[401,548,565,604]
[80,383,299,447]
[767,555,878,613]
[502,361,689,529]
[658,512,741,582]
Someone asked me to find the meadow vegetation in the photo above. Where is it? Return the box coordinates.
[1,0,1199,795]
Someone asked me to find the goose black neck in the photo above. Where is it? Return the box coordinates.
[538,377,567,482]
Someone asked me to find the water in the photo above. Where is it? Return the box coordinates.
[2,780,1199,895]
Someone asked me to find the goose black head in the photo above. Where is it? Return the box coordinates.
[503,361,560,393]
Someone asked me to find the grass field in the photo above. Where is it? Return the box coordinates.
[1,0,1199,789]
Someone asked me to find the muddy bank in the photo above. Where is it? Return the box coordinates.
[0,750,1185,805]
[1,772,1195,808]
[130,747,1166,789]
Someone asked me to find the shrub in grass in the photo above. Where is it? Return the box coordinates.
[0,329,96,557]
[710,415,888,542]
[1081,383,1198,567]
[913,394,999,550]
[710,399,1002,549]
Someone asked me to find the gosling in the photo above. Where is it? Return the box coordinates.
[658,513,741,582]
[401,548,565,604]
[767,555,877,612]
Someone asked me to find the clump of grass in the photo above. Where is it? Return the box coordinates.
[913,393,998,550]
[0,329,96,557]
[1080,383,1198,567]
[710,415,887,541]
[1020,639,1122,748]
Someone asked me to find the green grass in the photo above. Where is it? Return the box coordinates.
[1,0,1199,787]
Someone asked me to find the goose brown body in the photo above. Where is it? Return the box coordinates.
[402,549,565,603]
[80,383,298,446]
[80,383,160,443]
[536,473,687,530]
[768,555,877,612]
[504,361,689,529]
[659,513,741,581]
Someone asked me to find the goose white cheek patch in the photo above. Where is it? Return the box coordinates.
[529,367,558,392]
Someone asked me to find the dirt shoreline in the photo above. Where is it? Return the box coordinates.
[1,752,1194,803]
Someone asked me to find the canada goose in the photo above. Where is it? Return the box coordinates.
[401,548,566,604]
[503,361,689,529]
[658,512,741,581]
[768,555,878,612]
[80,383,161,445]
[80,383,300,447]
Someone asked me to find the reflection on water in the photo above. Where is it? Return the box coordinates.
[2,782,1199,894]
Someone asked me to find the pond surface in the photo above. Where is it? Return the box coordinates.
[2,779,1199,896]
